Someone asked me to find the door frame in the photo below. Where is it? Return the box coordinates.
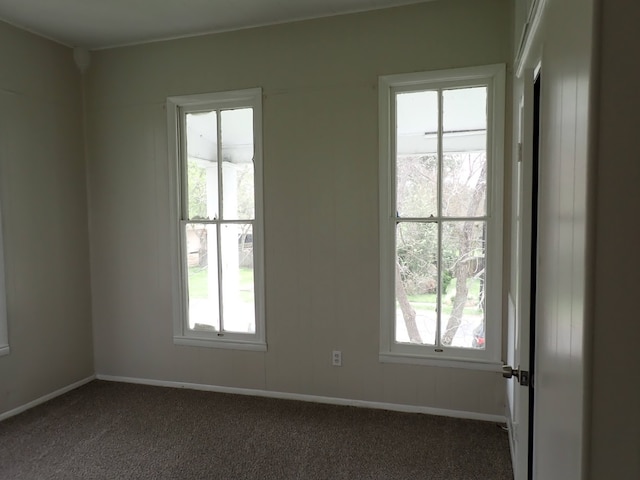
[506,65,538,480]
[527,68,541,479]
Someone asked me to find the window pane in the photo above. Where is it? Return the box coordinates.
[395,222,438,345]
[443,87,486,132]
[185,112,219,220]
[440,221,486,349]
[220,223,255,333]
[396,91,438,218]
[442,87,487,217]
[442,150,487,217]
[221,108,254,220]
[186,223,220,332]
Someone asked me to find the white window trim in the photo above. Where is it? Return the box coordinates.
[379,64,505,369]
[0,194,8,357]
[167,88,266,351]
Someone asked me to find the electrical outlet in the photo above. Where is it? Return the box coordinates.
[332,350,342,367]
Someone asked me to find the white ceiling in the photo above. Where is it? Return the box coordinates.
[0,0,430,50]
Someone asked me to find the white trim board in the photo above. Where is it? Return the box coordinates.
[96,374,506,424]
[0,375,96,422]
[515,0,548,78]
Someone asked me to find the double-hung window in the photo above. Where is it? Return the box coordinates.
[167,88,265,350]
[0,194,7,357]
[379,65,505,367]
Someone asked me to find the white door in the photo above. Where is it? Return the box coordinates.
[506,68,535,480]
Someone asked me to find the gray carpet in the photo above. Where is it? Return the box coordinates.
[0,380,513,479]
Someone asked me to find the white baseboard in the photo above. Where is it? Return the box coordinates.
[96,374,506,423]
[0,375,96,422]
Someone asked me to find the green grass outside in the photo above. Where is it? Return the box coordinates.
[407,278,483,315]
[189,267,480,314]
[188,266,254,302]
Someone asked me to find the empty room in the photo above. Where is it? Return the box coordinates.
[0,0,638,479]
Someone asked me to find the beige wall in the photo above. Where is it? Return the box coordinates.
[86,0,512,416]
[589,2,640,478]
[0,22,94,415]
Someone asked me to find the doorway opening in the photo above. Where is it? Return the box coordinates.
[527,71,541,479]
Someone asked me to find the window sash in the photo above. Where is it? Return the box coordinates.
[395,218,488,350]
[180,220,256,335]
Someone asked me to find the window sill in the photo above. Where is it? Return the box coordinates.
[174,336,267,352]
[379,352,503,371]
[0,345,9,357]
